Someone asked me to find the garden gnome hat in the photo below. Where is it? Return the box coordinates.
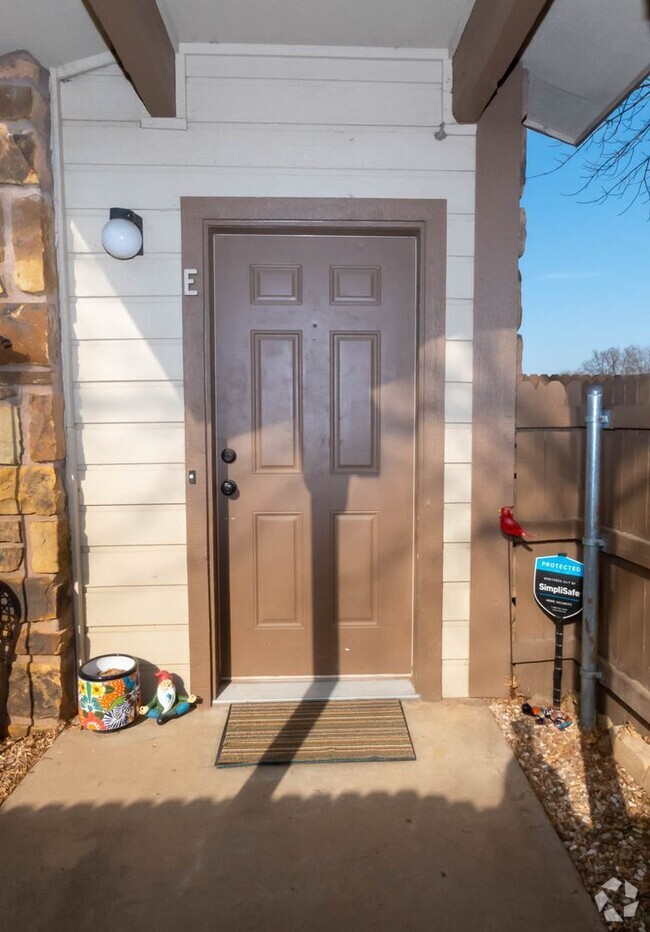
[155,670,174,682]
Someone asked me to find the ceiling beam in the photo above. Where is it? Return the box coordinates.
[452,0,552,124]
[83,0,176,117]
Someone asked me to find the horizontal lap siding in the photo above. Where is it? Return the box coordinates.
[82,547,188,588]
[74,382,185,423]
[184,52,444,83]
[77,424,185,463]
[72,297,182,339]
[64,125,475,172]
[64,166,475,214]
[79,465,185,506]
[81,506,186,547]
[61,46,476,690]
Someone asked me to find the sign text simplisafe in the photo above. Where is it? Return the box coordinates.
[533,555,584,622]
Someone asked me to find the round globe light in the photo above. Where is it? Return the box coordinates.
[101,217,143,259]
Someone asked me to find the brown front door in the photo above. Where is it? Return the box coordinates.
[214,232,416,678]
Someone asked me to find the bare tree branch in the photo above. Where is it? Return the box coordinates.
[532,78,650,217]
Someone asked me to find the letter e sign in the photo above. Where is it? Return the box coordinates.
[184,268,198,296]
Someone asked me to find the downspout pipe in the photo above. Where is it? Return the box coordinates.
[580,385,609,729]
[50,68,87,669]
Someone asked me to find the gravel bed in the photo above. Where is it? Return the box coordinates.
[489,696,649,929]
[0,728,60,807]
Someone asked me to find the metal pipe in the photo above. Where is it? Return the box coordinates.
[50,69,87,669]
[580,385,607,729]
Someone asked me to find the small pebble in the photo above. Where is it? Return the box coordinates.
[488,696,649,926]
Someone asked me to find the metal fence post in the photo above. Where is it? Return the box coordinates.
[580,385,609,729]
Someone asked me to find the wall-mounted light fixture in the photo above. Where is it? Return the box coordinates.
[101,208,144,259]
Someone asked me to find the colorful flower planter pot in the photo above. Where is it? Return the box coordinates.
[78,654,140,732]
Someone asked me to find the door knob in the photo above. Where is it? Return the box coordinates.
[221,448,237,464]
[220,479,238,497]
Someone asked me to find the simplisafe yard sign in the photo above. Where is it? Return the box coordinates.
[534,555,584,622]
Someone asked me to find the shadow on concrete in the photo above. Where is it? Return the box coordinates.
[1,753,604,932]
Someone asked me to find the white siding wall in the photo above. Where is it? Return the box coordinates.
[58,45,476,696]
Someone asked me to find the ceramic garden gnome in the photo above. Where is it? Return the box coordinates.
[139,670,197,725]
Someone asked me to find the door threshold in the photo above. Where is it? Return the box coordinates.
[214,677,419,704]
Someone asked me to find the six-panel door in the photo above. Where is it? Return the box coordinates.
[213,233,416,678]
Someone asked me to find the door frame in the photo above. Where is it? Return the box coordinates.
[181,197,447,703]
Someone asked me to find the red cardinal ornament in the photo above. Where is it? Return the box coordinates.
[499,506,533,541]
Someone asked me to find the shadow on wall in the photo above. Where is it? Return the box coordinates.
[0,752,604,932]
[511,374,650,724]
[470,362,650,710]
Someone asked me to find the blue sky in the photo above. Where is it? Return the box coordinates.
[520,130,650,375]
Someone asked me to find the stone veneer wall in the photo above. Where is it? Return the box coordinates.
[0,51,74,737]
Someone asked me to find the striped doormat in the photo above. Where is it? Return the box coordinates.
[216,699,416,767]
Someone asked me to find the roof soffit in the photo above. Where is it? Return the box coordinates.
[0,0,477,67]
[523,0,650,144]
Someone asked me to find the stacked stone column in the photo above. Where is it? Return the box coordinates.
[0,51,74,736]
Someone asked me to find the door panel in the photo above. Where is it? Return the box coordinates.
[334,512,379,626]
[214,233,416,678]
[331,332,379,472]
[254,513,304,627]
[251,332,302,472]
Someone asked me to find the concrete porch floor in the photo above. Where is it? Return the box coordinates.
[1,700,602,932]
